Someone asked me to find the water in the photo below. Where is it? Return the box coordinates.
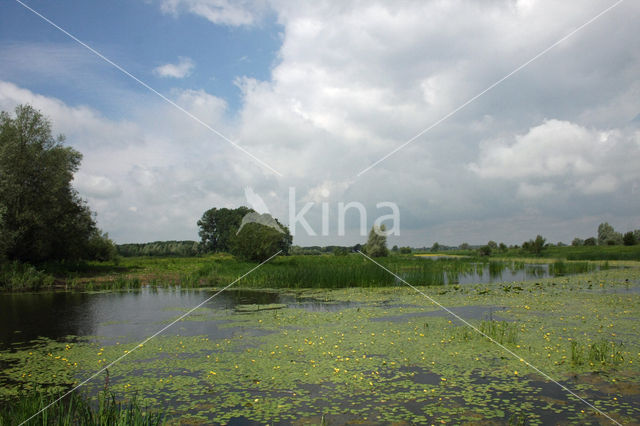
[0,289,357,350]
[406,259,604,285]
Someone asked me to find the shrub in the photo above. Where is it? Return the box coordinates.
[623,231,637,246]
[0,261,54,290]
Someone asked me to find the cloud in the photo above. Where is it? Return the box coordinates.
[153,57,195,78]
[3,0,640,245]
[159,0,267,26]
[469,119,640,195]
[74,174,121,199]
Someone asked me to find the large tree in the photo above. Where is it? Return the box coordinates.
[364,224,389,257]
[597,222,622,246]
[0,105,102,263]
[230,218,292,262]
[197,206,253,252]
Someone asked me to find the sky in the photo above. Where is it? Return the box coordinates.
[0,0,639,247]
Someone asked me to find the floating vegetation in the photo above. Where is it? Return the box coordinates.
[235,303,287,312]
[0,262,639,424]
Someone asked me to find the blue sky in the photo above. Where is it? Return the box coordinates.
[1,0,282,115]
[1,0,639,246]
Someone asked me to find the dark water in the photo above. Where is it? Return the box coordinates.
[0,289,356,350]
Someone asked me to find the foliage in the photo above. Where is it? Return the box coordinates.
[230,219,292,262]
[623,231,637,246]
[431,242,440,252]
[363,225,388,257]
[0,261,54,290]
[487,241,498,250]
[583,237,597,246]
[197,206,252,253]
[478,245,491,257]
[459,243,470,250]
[0,390,164,425]
[522,235,546,255]
[86,231,118,261]
[0,105,100,263]
[597,222,622,246]
[117,240,201,257]
[571,238,584,246]
[333,247,349,256]
[399,246,412,254]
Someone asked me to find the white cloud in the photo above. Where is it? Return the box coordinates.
[153,57,195,79]
[159,0,267,26]
[74,174,121,199]
[469,119,640,196]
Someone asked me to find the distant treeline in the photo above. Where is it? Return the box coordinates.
[117,241,202,257]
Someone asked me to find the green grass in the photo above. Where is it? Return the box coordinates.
[0,391,164,426]
[2,249,629,292]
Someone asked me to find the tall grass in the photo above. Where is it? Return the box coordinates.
[185,255,490,289]
[0,390,164,426]
[570,339,624,367]
[479,320,519,345]
[0,261,54,291]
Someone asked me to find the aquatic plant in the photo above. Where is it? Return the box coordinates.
[0,390,164,426]
[479,320,519,345]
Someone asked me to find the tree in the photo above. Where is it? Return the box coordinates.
[597,222,622,246]
[459,243,470,250]
[584,237,596,246]
[478,245,492,256]
[364,224,388,257]
[487,241,498,250]
[230,219,292,262]
[498,242,507,252]
[623,231,637,246]
[399,246,412,254]
[0,105,106,263]
[571,238,584,247]
[431,242,440,252]
[391,245,399,253]
[523,235,546,255]
[197,206,252,252]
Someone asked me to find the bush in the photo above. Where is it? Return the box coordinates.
[478,245,492,256]
[623,231,637,246]
[584,237,597,246]
[0,261,54,290]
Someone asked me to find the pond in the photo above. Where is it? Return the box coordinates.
[0,289,359,350]
[1,265,638,424]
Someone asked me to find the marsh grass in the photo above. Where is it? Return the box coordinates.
[0,391,164,426]
[479,321,519,345]
[570,339,624,367]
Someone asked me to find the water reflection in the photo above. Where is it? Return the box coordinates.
[0,289,360,349]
